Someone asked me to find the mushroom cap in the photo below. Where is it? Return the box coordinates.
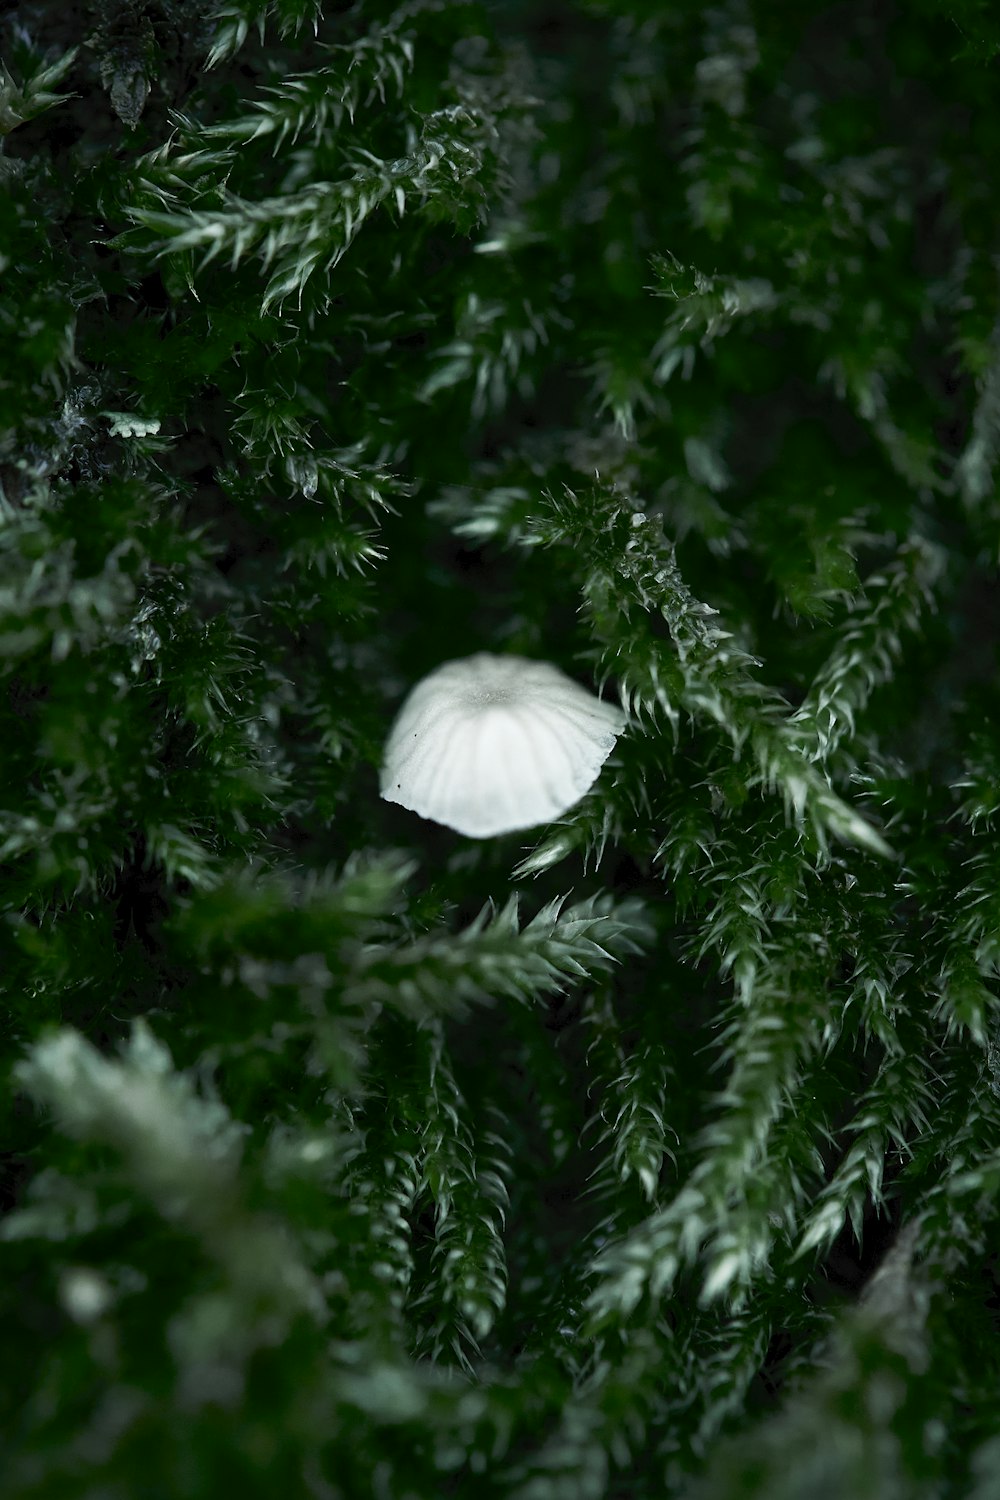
[379,653,625,838]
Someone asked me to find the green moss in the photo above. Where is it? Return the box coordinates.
[4,1,1000,1495]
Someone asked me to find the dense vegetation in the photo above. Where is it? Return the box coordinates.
[4,1,1000,1495]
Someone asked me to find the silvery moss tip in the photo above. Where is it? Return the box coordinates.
[380,652,625,838]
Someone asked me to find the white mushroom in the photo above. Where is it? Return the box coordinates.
[380,653,625,838]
